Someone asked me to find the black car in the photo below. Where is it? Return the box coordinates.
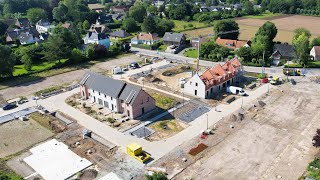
[130,62,140,69]
[2,103,17,110]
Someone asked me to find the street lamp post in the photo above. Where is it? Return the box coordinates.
[206,113,209,130]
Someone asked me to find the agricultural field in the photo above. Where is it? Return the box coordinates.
[172,20,208,32]
[183,15,320,43]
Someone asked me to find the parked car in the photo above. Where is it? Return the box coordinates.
[226,86,247,96]
[130,62,140,69]
[32,96,40,100]
[261,78,268,83]
[2,103,17,110]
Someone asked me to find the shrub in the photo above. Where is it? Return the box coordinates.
[257,73,266,79]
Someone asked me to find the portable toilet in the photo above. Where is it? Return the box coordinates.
[127,143,142,156]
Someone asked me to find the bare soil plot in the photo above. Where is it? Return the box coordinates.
[0,119,54,158]
[174,78,320,180]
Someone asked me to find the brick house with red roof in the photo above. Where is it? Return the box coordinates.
[184,58,243,99]
[215,38,251,50]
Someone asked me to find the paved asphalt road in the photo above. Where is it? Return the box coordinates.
[131,47,320,77]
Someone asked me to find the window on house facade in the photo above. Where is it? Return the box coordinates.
[111,97,113,100]
[99,92,100,95]
[93,90,95,93]
[195,83,198,86]
[105,95,107,98]
[195,90,197,96]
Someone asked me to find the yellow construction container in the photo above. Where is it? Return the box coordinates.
[127,143,150,163]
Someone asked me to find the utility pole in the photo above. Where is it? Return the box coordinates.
[262,50,265,75]
[206,113,209,130]
[196,36,200,73]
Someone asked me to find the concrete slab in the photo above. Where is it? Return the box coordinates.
[24,139,92,180]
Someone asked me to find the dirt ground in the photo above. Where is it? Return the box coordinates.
[0,119,54,158]
[146,77,320,180]
[0,54,141,100]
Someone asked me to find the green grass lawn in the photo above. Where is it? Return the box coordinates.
[172,20,207,32]
[149,92,176,110]
[158,45,168,52]
[183,49,198,58]
[284,61,320,68]
[243,11,282,19]
[13,59,68,76]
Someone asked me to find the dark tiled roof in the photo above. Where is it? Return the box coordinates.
[80,72,125,98]
[96,15,114,24]
[17,18,29,27]
[110,30,131,38]
[85,32,107,40]
[273,44,295,58]
[119,84,141,105]
[163,32,184,43]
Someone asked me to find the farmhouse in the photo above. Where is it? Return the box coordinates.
[270,43,295,65]
[215,38,251,50]
[131,33,160,45]
[80,72,156,119]
[163,32,186,46]
[184,58,243,99]
[310,46,320,61]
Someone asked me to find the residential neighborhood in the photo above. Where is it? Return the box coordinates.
[0,0,320,180]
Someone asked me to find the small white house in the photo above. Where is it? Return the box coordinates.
[36,19,55,33]
[310,46,320,61]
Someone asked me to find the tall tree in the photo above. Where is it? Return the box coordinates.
[157,19,175,36]
[141,16,157,33]
[213,20,239,40]
[121,18,139,33]
[129,5,147,23]
[292,31,310,65]
[311,37,320,47]
[0,45,16,77]
[52,3,68,22]
[27,8,47,24]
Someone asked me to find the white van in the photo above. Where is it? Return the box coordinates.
[226,86,247,96]
[112,66,123,74]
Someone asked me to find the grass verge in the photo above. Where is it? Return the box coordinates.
[172,20,207,32]
[29,112,55,131]
[243,11,282,19]
[183,48,198,58]
[148,92,176,110]
[284,61,320,68]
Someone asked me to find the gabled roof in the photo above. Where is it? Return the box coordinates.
[36,19,51,26]
[272,44,295,58]
[17,18,30,27]
[80,72,143,105]
[89,24,111,34]
[84,32,107,41]
[312,46,320,56]
[18,32,37,43]
[199,57,242,89]
[96,14,114,24]
[80,72,126,98]
[119,83,142,105]
[110,30,131,38]
[163,32,185,43]
[131,33,160,41]
[215,38,249,49]
[6,27,39,42]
